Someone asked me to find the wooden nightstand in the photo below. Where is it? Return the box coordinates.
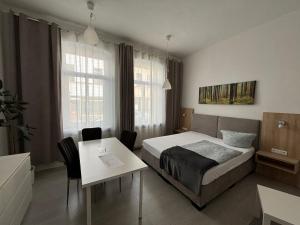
[256,151,299,174]
[173,128,187,134]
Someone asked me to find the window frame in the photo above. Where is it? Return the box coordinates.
[61,43,115,133]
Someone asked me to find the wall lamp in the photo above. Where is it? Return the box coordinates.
[278,120,287,128]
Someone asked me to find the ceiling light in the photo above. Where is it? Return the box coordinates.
[163,34,172,90]
[64,31,77,42]
[83,0,100,45]
[162,78,172,90]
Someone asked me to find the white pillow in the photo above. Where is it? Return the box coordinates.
[221,130,256,148]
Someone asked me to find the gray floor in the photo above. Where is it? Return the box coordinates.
[22,157,300,225]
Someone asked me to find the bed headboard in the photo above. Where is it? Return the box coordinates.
[191,114,261,149]
[190,114,218,137]
[217,116,261,149]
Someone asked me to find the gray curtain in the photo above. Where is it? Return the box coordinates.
[1,11,23,154]
[165,59,183,135]
[118,43,134,132]
[1,12,62,165]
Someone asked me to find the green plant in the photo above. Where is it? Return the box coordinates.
[0,79,33,151]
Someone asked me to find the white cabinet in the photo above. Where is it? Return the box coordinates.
[0,153,32,225]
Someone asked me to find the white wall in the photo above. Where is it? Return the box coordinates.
[182,9,300,120]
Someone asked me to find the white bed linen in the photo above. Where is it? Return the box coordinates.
[143,131,254,185]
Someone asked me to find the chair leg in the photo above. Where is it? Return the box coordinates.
[67,178,70,206]
[93,186,97,203]
[77,179,79,194]
[132,173,134,180]
[119,177,122,192]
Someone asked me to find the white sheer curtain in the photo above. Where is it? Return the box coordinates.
[61,32,116,141]
[134,51,166,146]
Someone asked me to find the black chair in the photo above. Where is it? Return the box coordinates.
[120,130,137,151]
[82,127,102,141]
[57,137,81,206]
[119,130,137,185]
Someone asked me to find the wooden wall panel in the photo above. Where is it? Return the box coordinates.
[179,108,194,130]
[261,112,300,158]
[259,112,300,187]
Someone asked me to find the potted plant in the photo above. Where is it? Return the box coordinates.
[0,79,35,182]
[0,79,34,149]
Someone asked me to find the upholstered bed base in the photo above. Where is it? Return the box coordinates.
[141,113,259,208]
[141,148,255,208]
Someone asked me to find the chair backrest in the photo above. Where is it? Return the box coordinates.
[120,130,137,151]
[57,137,81,179]
[82,127,102,141]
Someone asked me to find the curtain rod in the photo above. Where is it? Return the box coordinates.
[10,11,122,47]
[8,10,181,61]
[11,11,68,30]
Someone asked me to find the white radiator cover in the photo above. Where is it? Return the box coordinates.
[0,153,32,225]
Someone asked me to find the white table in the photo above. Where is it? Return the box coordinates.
[257,185,300,225]
[78,137,148,225]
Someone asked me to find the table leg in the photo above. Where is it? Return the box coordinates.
[256,188,262,219]
[262,214,271,225]
[86,186,91,225]
[139,170,144,220]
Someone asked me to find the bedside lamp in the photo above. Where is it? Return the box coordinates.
[278,120,287,128]
[180,112,188,131]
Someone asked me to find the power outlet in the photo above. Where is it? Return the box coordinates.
[271,148,288,156]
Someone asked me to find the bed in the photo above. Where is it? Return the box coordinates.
[141,114,260,208]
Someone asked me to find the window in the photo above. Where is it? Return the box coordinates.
[61,37,115,135]
[134,53,166,127]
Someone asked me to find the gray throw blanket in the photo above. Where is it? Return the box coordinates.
[160,140,242,194]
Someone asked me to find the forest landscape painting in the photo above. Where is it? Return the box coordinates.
[199,81,256,105]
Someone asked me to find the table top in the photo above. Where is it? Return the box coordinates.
[257,185,300,225]
[79,137,148,188]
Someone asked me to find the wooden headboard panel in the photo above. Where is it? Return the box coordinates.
[261,112,300,158]
[179,108,194,130]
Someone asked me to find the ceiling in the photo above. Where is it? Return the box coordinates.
[2,0,300,56]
